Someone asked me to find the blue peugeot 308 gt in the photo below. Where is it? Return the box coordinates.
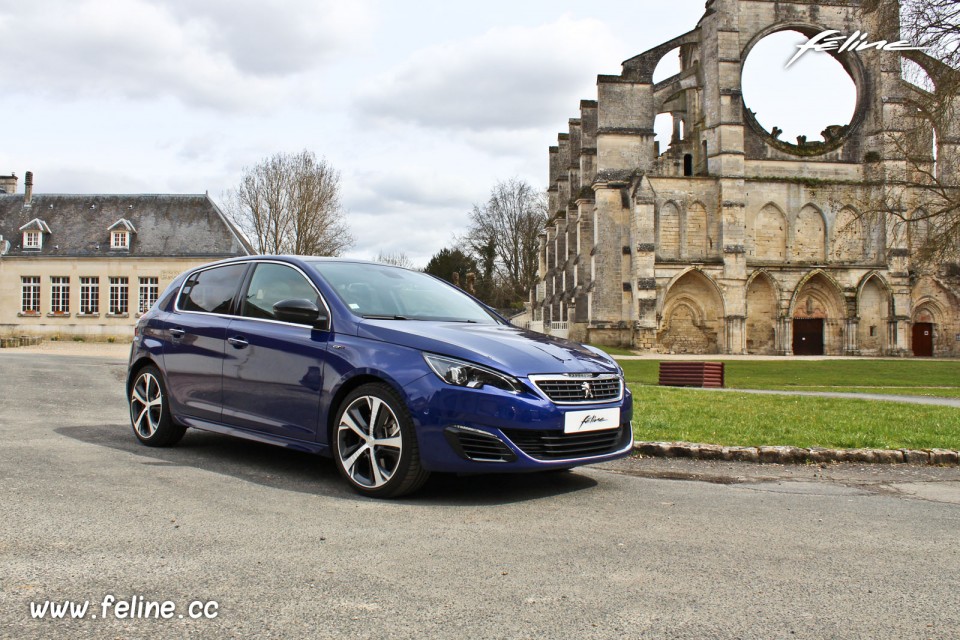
[127,256,633,497]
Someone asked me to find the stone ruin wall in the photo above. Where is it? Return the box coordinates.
[531,0,960,357]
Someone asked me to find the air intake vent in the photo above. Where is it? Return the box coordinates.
[444,426,516,463]
[502,425,629,461]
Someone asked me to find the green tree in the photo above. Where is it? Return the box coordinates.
[424,247,477,285]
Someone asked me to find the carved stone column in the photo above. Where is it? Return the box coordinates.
[777,317,793,355]
[725,315,746,355]
[844,318,860,355]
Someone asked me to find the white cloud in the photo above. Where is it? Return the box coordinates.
[0,0,374,111]
[354,15,623,132]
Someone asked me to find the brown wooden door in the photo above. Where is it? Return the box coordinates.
[793,318,824,355]
[913,322,934,357]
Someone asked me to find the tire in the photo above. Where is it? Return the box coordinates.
[129,365,186,447]
[333,383,429,498]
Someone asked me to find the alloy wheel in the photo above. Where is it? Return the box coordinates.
[130,371,163,439]
[337,395,403,489]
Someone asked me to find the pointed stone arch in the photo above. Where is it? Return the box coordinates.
[789,270,848,355]
[745,270,780,354]
[750,202,786,261]
[857,272,892,355]
[684,201,708,260]
[832,206,864,262]
[909,208,931,254]
[788,269,846,318]
[794,204,826,262]
[658,268,726,354]
[912,296,947,358]
[912,296,946,324]
[657,200,681,260]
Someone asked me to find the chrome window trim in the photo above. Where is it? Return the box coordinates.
[526,373,624,405]
[173,259,333,330]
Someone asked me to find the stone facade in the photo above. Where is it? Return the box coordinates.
[532,0,960,356]
[0,174,251,337]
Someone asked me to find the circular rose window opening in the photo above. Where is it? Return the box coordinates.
[741,30,858,152]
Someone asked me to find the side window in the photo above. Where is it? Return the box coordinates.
[241,263,320,322]
[178,264,246,314]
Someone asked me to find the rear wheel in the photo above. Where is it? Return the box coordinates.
[129,365,185,447]
[333,383,429,498]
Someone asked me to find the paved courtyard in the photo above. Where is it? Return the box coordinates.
[1,350,959,639]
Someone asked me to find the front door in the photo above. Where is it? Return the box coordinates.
[912,322,934,357]
[793,318,824,356]
[221,262,329,440]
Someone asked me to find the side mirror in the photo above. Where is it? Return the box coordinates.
[273,298,330,330]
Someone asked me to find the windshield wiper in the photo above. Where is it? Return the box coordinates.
[362,314,411,320]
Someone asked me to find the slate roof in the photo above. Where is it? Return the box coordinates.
[0,194,251,258]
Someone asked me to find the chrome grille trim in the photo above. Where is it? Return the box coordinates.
[528,373,624,405]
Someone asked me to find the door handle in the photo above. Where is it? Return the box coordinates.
[169,327,185,339]
[227,336,249,349]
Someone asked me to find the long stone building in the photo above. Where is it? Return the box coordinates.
[0,172,251,338]
[531,0,960,356]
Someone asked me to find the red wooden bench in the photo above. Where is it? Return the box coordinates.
[658,361,725,388]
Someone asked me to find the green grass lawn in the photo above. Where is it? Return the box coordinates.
[619,360,960,449]
[588,343,637,357]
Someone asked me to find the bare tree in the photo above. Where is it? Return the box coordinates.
[852,0,960,267]
[375,250,415,269]
[227,150,353,256]
[462,178,547,305]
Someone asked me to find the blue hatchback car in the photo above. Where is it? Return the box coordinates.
[127,256,633,497]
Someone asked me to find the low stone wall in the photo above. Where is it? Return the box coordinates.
[635,441,960,466]
[0,336,43,348]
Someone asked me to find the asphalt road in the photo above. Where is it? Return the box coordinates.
[1,352,959,639]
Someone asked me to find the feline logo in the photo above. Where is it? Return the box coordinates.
[581,381,593,399]
[787,30,928,68]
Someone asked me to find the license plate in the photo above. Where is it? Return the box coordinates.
[563,407,621,434]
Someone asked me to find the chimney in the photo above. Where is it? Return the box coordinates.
[0,172,16,195]
[24,171,33,205]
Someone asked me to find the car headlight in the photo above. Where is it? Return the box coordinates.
[423,354,524,393]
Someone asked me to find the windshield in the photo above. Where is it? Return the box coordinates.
[308,261,500,324]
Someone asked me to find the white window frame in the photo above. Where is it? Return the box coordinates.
[111,230,129,249]
[80,277,100,315]
[21,276,41,314]
[23,230,42,249]
[109,277,129,315]
[50,276,70,315]
[138,277,159,314]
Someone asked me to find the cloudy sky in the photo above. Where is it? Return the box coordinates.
[0,0,858,266]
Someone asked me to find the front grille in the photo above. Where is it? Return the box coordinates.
[501,425,628,461]
[530,374,622,404]
[444,426,516,463]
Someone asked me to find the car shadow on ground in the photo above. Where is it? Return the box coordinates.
[55,424,599,506]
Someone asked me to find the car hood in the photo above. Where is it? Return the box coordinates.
[356,320,618,376]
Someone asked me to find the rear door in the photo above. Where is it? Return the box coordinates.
[161,263,248,424]
[221,261,330,440]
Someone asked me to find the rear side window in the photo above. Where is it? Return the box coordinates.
[242,263,320,321]
[177,264,246,314]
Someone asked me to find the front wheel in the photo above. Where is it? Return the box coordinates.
[129,365,185,447]
[333,383,429,498]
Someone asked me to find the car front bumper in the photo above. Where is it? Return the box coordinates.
[403,374,634,473]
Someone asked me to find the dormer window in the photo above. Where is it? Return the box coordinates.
[24,230,42,249]
[111,230,130,249]
[19,218,51,251]
[107,218,137,251]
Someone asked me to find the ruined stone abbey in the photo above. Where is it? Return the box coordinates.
[531,0,960,356]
